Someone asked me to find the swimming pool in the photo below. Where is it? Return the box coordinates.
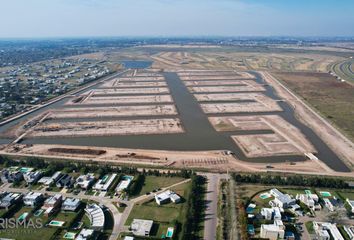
[63,232,76,239]
[320,191,331,197]
[34,209,43,217]
[259,192,272,199]
[48,220,65,227]
[166,227,174,238]
[18,212,28,222]
[305,190,312,195]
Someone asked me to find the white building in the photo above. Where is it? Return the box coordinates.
[23,192,43,207]
[93,174,117,192]
[313,222,344,240]
[75,173,95,190]
[43,194,62,209]
[155,190,181,205]
[0,192,22,209]
[38,171,62,186]
[346,199,354,213]
[116,176,134,193]
[76,228,95,240]
[296,193,319,210]
[343,225,354,240]
[23,171,42,184]
[260,207,282,220]
[260,220,285,240]
[85,204,105,230]
[323,198,335,212]
[62,198,81,211]
[130,219,153,236]
[270,189,296,208]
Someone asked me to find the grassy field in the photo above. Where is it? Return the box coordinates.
[137,176,185,196]
[0,204,83,240]
[125,181,192,239]
[331,59,354,84]
[272,71,354,141]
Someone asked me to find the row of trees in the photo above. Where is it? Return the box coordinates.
[0,155,193,179]
[180,175,206,240]
[232,173,350,189]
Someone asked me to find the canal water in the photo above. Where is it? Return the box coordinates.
[0,70,350,172]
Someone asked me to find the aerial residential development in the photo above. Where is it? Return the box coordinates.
[0,0,353,240]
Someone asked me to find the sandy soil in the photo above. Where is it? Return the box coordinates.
[2,144,350,176]
[117,76,165,81]
[194,92,273,102]
[100,80,167,88]
[210,115,316,157]
[261,71,354,170]
[184,80,251,86]
[189,85,266,93]
[66,95,173,105]
[200,101,282,113]
[180,75,253,81]
[48,105,178,119]
[178,70,254,79]
[28,118,184,137]
[88,87,170,96]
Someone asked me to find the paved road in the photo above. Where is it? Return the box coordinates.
[203,174,220,240]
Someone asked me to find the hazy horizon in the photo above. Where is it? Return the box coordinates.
[1,0,354,38]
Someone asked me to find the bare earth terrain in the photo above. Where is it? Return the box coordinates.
[28,118,183,137]
[66,94,173,105]
[47,105,178,119]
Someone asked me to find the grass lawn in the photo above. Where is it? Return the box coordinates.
[272,71,354,141]
[0,226,59,240]
[0,201,83,240]
[0,205,57,240]
[54,211,79,228]
[138,176,185,196]
[336,190,354,200]
[125,181,192,238]
[305,221,314,234]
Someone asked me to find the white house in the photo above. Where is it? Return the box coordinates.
[62,198,81,211]
[346,199,354,213]
[23,192,43,207]
[269,189,296,208]
[261,207,282,220]
[116,176,134,193]
[23,171,42,184]
[323,198,335,212]
[93,174,117,192]
[130,219,153,236]
[75,173,95,190]
[297,193,320,210]
[155,190,181,205]
[85,204,105,230]
[313,222,344,240]
[260,220,285,240]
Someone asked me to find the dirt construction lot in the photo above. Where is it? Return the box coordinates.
[210,115,316,157]
[66,95,173,105]
[87,87,170,96]
[28,118,184,137]
[194,92,276,102]
[232,132,315,158]
[100,80,167,88]
[189,85,265,93]
[200,101,282,113]
[48,105,178,118]
[184,80,251,86]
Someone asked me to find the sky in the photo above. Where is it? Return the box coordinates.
[0,0,353,38]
